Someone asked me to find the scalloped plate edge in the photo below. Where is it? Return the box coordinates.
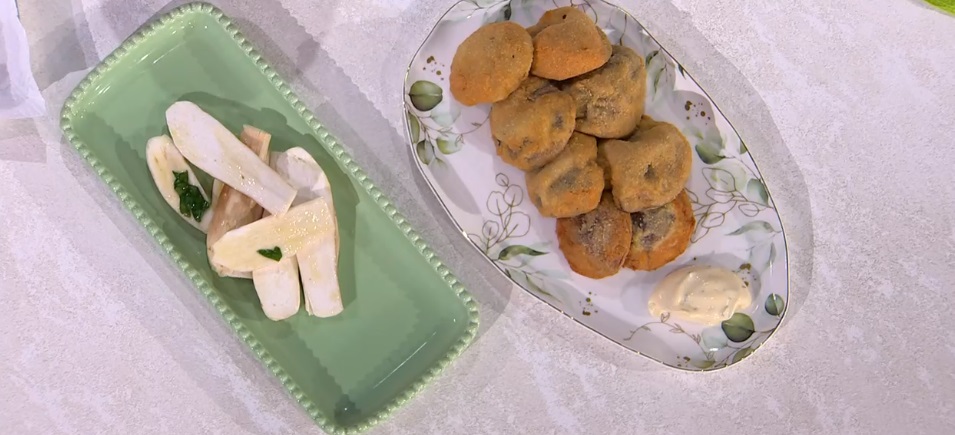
[60,2,480,433]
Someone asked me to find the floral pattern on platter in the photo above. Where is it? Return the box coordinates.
[466,173,569,305]
[403,0,790,370]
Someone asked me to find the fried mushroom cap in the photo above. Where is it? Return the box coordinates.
[561,45,647,138]
[597,117,692,212]
[450,21,534,106]
[490,77,577,171]
[531,18,612,80]
[526,132,604,218]
[624,190,695,271]
[556,193,633,279]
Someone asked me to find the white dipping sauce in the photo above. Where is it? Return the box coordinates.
[648,265,752,325]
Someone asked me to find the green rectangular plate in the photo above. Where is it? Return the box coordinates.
[60,3,479,433]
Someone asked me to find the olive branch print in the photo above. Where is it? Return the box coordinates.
[466,173,561,300]
[406,79,489,166]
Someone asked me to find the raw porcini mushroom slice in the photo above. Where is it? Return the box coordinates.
[145,135,213,232]
[298,236,342,318]
[271,148,343,318]
[209,197,335,273]
[252,255,302,321]
[165,101,296,215]
[206,125,272,279]
[247,138,311,321]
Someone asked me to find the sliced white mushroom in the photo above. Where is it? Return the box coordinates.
[270,147,342,317]
[246,147,319,320]
[209,197,335,273]
[206,125,272,279]
[270,149,334,209]
[145,135,213,232]
[252,256,301,321]
[297,237,342,317]
[165,101,296,215]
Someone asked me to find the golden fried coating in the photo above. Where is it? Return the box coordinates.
[490,77,576,171]
[530,17,611,80]
[628,115,666,139]
[598,117,691,212]
[526,132,604,218]
[450,22,533,106]
[561,45,647,138]
[527,7,592,36]
[624,190,695,271]
[556,193,632,279]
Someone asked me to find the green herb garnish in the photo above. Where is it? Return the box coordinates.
[257,247,283,261]
[172,171,210,222]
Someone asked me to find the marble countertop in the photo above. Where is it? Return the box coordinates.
[2,0,954,433]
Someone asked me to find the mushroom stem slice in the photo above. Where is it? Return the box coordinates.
[206,125,272,279]
[270,148,343,318]
[252,256,302,321]
[145,135,213,232]
[165,101,295,215]
[209,197,335,273]
[298,238,343,318]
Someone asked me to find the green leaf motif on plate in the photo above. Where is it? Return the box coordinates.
[695,140,725,164]
[748,242,777,272]
[525,278,553,298]
[732,347,755,363]
[407,111,421,144]
[409,80,443,111]
[746,178,770,206]
[645,50,659,66]
[498,244,547,261]
[436,136,463,154]
[765,294,785,316]
[702,167,736,192]
[430,102,460,128]
[739,140,748,154]
[506,267,554,298]
[721,313,755,343]
[416,140,435,164]
[728,220,776,237]
[691,359,716,369]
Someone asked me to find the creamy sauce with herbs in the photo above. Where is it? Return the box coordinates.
[648,265,752,325]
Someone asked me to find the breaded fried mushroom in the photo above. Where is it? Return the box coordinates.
[527,6,592,36]
[624,190,695,271]
[490,77,576,171]
[597,117,692,212]
[526,132,604,218]
[556,193,633,279]
[531,18,612,80]
[561,45,647,138]
[450,22,533,106]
